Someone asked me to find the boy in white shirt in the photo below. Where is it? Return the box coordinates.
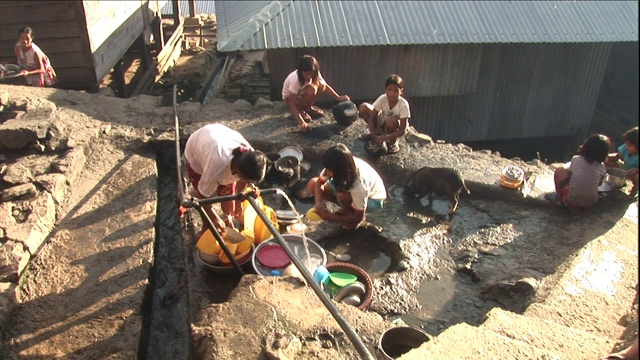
[357,74,411,154]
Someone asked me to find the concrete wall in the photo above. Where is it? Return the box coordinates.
[267,42,610,143]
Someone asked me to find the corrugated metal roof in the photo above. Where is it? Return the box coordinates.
[216,0,638,52]
[160,1,216,16]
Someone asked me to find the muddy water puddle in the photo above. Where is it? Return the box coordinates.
[317,231,399,278]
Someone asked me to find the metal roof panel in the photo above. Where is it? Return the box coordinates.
[216,0,639,52]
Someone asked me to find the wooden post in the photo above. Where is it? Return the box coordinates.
[137,34,151,72]
[152,15,165,52]
[113,58,127,98]
[172,0,180,24]
[188,0,196,17]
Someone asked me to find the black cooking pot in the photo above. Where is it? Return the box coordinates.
[291,178,313,200]
[333,100,358,125]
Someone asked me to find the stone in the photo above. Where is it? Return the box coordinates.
[0,282,18,328]
[45,121,69,152]
[1,183,37,202]
[23,98,57,119]
[5,192,56,254]
[253,97,273,110]
[0,117,51,150]
[0,90,8,106]
[476,149,492,155]
[2,161,34,185]
[30,141,46,153]
[233,99,253,113]
[456,143,473,152]
[262,332,302,360]
[0,202,16,229]
[0,241,30,283]
[2,154,55,185]
[35,173,68,204]
[52,147,86,185]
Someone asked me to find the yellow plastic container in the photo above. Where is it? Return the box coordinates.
[235,230,254,254]
[196,229,221,255]
[241,198,263,239]
[254,205,278,244]
[306,208,322,221]
[219,242,239,263]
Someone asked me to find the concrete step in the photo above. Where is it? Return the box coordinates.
[481,307,614,359]
[399,322,562,359]
[400,216,637,359]
[523,218,638,340]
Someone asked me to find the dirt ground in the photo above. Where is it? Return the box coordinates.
[0,45,637,359]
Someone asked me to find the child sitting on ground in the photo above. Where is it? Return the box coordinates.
[306,144,387,231]
[605,126,638,199]
[550,134,610,209]
[357,74,411,154]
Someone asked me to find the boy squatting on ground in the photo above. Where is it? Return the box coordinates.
[605,126,639,199]
[357,74,411,154]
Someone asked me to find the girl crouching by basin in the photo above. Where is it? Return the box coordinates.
[550,134,610,209]
[307,144,387,230]
[184,124,267,236]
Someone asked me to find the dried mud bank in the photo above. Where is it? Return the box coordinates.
[0,84,636,359]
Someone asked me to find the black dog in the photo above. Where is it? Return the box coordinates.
[405,167,470,214]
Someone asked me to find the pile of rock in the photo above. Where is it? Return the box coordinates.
[0,89,105,318]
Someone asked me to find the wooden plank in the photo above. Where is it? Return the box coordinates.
[47,51,92,69]
[0,38,84,58]
[0,1,54,8]
[131,60,159,96]
[72,0,97,85]
[157,23,183,66]
[91,8,146,80]
[0,2,75,25]
[82,1,141,27]
[157,39,183,76]
[0,20,81,42]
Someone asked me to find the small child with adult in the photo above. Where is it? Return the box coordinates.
[549,134,611,209]
[357,74,411,154]
[282,55,350,132]
[184,123,268,235]
[605,126,639,199]
[14,26,56,87]
[306,144,387,231]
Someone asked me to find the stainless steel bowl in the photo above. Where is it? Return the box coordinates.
[605,168,627,188]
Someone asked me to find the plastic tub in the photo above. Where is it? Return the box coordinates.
[196,245,255,274]
[252,234,326,276]
[325,262,373,311]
